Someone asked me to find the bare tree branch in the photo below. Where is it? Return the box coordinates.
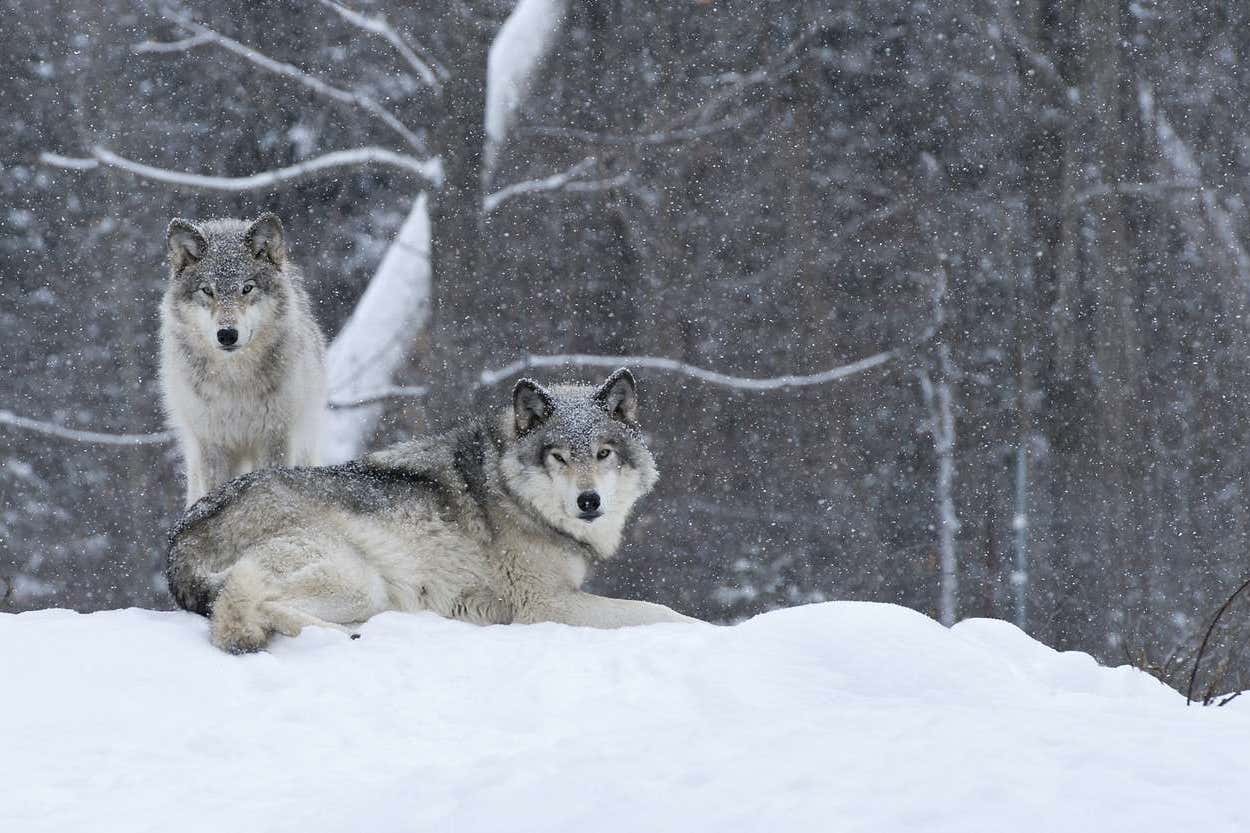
[154,5,429,154]
[519,16,823,149]
[1187,574,1250,705]
[979,3,1067,98]
[316,0,445,88]
[520,105,768,147]
[687,18,829,125]
[478,351,896,390]
[483,157,630,213]
[40,146,442,191]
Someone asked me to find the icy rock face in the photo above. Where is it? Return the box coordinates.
[2,601,1246,833]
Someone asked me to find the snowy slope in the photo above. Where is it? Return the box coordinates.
[2,602,1247,833]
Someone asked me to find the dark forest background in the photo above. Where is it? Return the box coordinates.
[5,0,1250,686]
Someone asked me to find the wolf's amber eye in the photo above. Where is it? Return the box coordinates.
[199,285,214,298]
[241,282,256,295]
[550,451,567,465]
[596,448,613,460]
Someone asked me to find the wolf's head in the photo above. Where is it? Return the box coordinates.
[499,368,659,558]
[164,213,293,355]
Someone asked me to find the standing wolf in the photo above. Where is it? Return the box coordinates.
[167,369,699,652]
[159,213,327,506]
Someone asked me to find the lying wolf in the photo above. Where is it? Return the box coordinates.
[167,368,699,652]
[160,213,326,506]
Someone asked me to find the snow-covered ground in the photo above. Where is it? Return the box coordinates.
[2,602,1247,833]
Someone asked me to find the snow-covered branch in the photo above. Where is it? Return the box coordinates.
[5,349,895,447]
[1070,179,1203,207]
[316,0,444,88]
[132,32,211,53]
[1,383,436,447]
[39,146,442,191]
[479,351,896,390]
[0,411,175,446]
[155,6,428,154]
[323,194,433,462]
[327,386,429,410]
[483,158,629,213]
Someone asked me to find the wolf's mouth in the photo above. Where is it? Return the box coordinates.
[218,345,240,352]
[578,511,603,522]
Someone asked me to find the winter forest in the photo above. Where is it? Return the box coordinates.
[5,0,1250,692]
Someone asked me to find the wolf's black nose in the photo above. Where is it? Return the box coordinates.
[216,327,239,347]
[577,491,601,513]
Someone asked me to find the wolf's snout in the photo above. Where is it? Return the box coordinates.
[216,327,239,348]
[577,491,601,517]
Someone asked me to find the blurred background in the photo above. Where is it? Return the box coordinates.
[5,0,1250,688]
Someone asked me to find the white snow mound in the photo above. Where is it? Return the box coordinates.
[2,602,1247,832]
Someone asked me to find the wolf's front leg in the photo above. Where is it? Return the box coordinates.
[541,592,702,628]
[188,443,233,505]
[258,431,293,472]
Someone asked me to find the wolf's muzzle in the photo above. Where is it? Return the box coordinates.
[216,327,239,348]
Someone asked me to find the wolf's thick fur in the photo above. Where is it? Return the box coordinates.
[159,213,326,506]
[167,370,698,652]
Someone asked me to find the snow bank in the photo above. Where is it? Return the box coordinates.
[2,602,1246,832]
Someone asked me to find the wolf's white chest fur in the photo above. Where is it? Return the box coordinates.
[160,302,325,504]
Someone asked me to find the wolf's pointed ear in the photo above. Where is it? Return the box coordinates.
[245,212,286,266]
[513,378,554,436]
[166,219,207,270]
[593,368,639,425]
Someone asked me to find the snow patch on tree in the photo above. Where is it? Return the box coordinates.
[323,194,432,462]
[484,0,570,175]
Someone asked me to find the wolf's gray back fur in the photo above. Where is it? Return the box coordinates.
[167,369,699,652]
[159,213,327,506]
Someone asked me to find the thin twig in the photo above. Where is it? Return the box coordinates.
[521,105,767,147]
[1186,574,1250,705]
[156,5,428,154]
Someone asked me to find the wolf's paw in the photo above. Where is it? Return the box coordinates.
[210,615,269,654]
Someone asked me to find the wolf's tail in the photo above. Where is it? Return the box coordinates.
[166,538,227,615]
[165,474,262,614]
